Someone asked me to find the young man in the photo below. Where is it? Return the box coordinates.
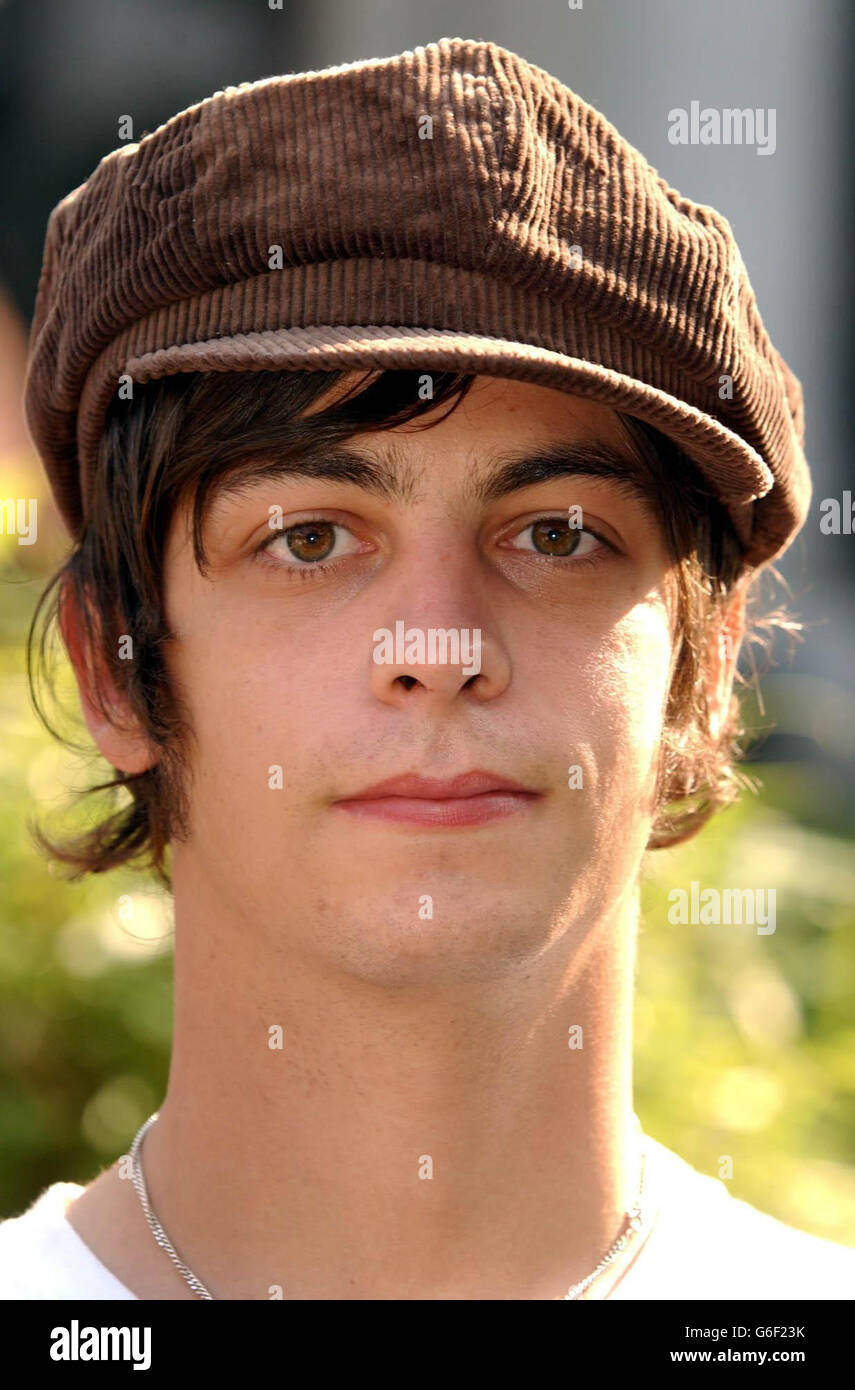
[2,37,853,1300]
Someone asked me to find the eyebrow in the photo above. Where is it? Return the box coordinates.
[205,436,657,516]
[472,441,655,509]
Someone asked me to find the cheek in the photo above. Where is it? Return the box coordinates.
[577,603,673,796]
[164,610,323,812]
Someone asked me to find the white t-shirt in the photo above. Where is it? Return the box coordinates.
[0,1136,853,1299]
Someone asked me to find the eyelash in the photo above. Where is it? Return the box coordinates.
[252,515,615,578]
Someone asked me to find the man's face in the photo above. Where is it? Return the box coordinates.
[160,374,675,985]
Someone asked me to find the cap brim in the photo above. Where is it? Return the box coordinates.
[125,324,774,545]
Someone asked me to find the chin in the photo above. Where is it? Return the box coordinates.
[311,895,573,990]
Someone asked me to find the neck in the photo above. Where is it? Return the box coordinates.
[143,868,641,1300]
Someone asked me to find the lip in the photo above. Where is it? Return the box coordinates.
[332,770,542,827]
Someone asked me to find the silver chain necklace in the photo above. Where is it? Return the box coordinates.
[128,1110,658,1300]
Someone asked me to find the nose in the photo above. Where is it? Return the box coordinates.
[369,608,511,710]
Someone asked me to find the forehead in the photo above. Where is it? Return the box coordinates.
[289,372,654,510]
[305,371,636,451]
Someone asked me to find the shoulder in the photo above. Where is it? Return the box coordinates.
[0,1182,137,1299]
[611,1138,855,1300]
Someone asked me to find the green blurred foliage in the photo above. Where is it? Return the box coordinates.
[1,523,854,1246]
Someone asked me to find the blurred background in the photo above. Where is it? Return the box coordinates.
[1,0,854,1244]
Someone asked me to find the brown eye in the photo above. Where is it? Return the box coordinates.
[530,519,582,556]
[505,517,604,561]
[286,521,337,562]
[256,517,365,574]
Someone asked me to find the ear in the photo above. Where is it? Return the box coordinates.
[707,588,747,742]
[59,577,159,776]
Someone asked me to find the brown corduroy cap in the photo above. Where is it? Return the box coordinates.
[24,36,809,567]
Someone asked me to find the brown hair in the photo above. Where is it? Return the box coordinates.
[26,368,797,890]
